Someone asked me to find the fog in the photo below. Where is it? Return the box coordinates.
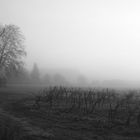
[1,0,140,88]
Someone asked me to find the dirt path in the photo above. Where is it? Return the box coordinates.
[0,87,54,140]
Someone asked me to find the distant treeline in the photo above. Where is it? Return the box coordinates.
[6,63,89,87]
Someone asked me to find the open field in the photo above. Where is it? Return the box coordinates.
[1,86,140,139]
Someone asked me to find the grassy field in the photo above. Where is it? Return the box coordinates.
[1,86,140,140]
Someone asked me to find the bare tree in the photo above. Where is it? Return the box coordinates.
[0,24,26,79]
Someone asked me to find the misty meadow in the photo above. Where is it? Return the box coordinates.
[1,0,140,140]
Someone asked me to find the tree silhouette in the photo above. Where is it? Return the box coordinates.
[8,67,30,85]
[30,63,40,84]
[53,73,68,86]
[77,75,88,87]
[42,74,52,86]
[0,24,26,85]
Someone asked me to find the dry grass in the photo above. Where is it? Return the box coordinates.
[0,109,24,140]
[1,86,140,140]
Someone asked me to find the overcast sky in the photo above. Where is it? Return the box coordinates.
[1,0,140,80]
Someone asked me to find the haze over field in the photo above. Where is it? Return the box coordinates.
[1,0,140,87]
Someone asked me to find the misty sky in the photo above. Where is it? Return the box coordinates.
[1,0,140,80]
